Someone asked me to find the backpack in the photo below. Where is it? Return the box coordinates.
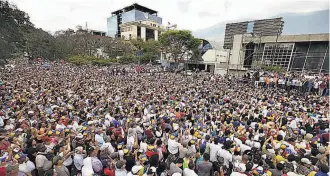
[284,162,295,173]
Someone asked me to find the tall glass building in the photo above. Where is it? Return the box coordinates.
[107,3,162,38]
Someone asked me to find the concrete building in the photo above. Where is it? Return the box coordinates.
[73,26,107,37]
[107,3,162,38]
[160,38,230,75]
[119,19,165,41]
[202,49,230,75]
[224,18,284,49]
[89,30,106,36]
[234,33,329,73]
[221,17,329,74]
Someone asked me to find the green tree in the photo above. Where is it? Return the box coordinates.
[103,38,134,58]
[190,47,202,62]
[24,28,59,60]
[130,39,161,63]
[159,30,200,63]
[0,0,33,61]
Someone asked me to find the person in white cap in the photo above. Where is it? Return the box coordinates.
[296,158,313,175]
[127,165,142,176]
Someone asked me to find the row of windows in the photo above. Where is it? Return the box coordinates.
[120,27,132,32]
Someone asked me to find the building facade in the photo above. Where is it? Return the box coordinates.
[222,17,329,73]
[160,38,230,75]
[224,18,284,49]
[119,20,165,41]
[90,30,106,36]
[107,3,162,38]
[234,33,329,73]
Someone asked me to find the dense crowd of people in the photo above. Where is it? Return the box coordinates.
[252,72,329,96]
[0,59,329,176]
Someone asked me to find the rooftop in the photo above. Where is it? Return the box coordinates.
[111,3,157,15]
[243,33,329,43]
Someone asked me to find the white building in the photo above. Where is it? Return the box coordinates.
[202,49,230,75]
[119,20,166,41]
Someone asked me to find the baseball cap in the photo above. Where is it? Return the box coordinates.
[131,165,143,174]
[14,152,27,160]
[319,146,326,154]
[301,158,312,165]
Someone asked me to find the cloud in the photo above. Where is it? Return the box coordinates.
[176,0,192,12]
[7,0,330,32]
[198,11,219,18]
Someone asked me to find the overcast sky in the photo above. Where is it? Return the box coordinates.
[8,0,329,32]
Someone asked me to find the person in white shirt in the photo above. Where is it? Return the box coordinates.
[4,120,14,131]
[209,138,222,162]
[139,137,148,153]
[36,144,53,176]
[183,160,198,176]
[55,120,66,131]
[296,80,302,91]
[292,79,297,90]
[17,153,35,175]
[0,116,4,127]
[168,135,181,155]
[218,143,233,168]
[95,130,105,148]
[313,80,319,94]
[82,157,94,176]
[259,76,265,87]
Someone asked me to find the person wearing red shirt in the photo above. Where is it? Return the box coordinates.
[145,145,158,158]
[0,137,9,151]
[145,128,153,139]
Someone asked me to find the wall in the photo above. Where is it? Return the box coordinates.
[230,34,246,70]
[120,25,138,40]
[202,49,228,63]
[214,68,227,76]
[120,20,164,41]
[244,33,329,43]
[107,16,118,37]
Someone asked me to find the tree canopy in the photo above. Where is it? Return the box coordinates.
[0,0,33,60]
[0,0,201,66]
[130,39,161,63]
[159,30,201,62]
